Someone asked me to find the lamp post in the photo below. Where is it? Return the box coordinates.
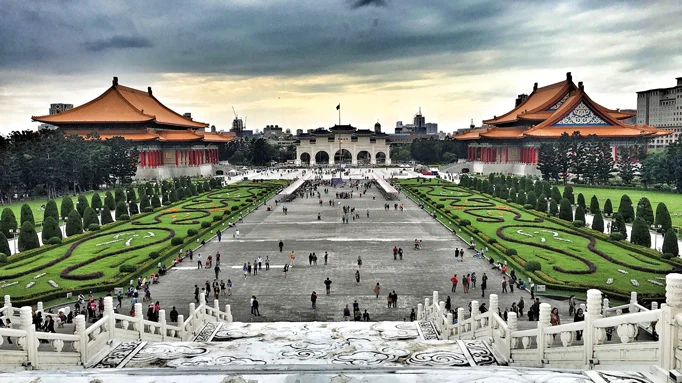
[11,228,19,255]
[654,224,662,251]
[338,138,344,180]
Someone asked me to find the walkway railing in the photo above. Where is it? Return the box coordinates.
[0,292,231,368]
[419,273,682,380]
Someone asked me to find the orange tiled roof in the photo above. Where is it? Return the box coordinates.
[479,127,526,139]
[63,129,160,141]
[198,131,236,142]
[454,129,487,140]
[60,128,238,143]
[32,78,208,129]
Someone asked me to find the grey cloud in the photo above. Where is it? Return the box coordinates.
[351,0,387,9]
[83,35,153,52]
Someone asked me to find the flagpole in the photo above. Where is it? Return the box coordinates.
[338,104,341,125]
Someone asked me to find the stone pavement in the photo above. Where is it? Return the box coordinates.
[128,177,568,327]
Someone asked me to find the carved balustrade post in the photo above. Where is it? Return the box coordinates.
[457,308,465,339]
[630,291,638,313]
[74,314,87,365]
[19,306,37,366]
[417,303,423,321]
[177,314,186,340]
[158,309,166,340]
[659,274,682,374]
[585,289,602,366]
[103,296,115,341]
[224,304,233,322]
[536,303,551,366]
[134,303,144,339]
[507,312,518,357]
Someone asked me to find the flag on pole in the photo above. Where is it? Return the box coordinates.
[336,104,340,110]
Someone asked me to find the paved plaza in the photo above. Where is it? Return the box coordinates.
[132,172,567,326]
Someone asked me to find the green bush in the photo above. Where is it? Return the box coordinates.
[535,193,547,213]
[114,188,126,204]
[139,193,151,212]
[613,212,628,240]
[592,212,604,233]
[604,198,613,216]
[663,230,679,257]
[663,253,674,260]
[574,205,586,223]
[636,197,654,226]
[47,237,62,245]
[83,207,99,228]
[549,200,558,217]
[171,237,184,246]
[459,219,471,226]
[524,260,542,272]
[100,208,114,225]
[148,251,160,259]
[558,198,573,222]
[577,193,586,210]
[201,221,211,228]
[104,191,116,211]
[119,264,136,273]
[162,199,173,206]
[151,194,161,209]
[18,221,39,252]
[0,233,10,258]
[505,248,518,256]
[0,208,17,238]
[129,202,139,216]
[88,224,101,231]
[76,195,89,217]
[589,195,600,214]
[655,202,672,231]
[563,185,574,205]
[60,196,74,220]
[142,207,154,213]
[231,205,239,211]
[618,194,635,223]
[213,215,222,222]
[115,201,128,220]
[187,228,199,236]
[117,214,130,221]
[572,220,585,228]
[0,253,7,264]
[516,192,526,205]
[609,232,624,241]
[65,209,83,237]
[435,203,445,209]
[20,204,35,226]
[91,193,103,211]
[41,216,62,243]
[551,186,561,204]
[526,191,536,207]
[44,200,59,223]
[523,204,534,209]
[631,217,651,247]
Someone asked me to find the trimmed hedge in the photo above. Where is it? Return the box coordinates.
[171,237,184,246]
[524,260,542,272]
[201,221,211,228]
[119,264,136,273]
[148,251,160,259]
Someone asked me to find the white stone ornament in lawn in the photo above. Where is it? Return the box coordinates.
[33,273,46,279]
[618,269,629,274]
[25,282,35,289]
[48,280,59,288]
[630,280,639,287]
[541,237,546,243]
[606,278,613,285]
[648,279,664,286]
[517,230,533,238]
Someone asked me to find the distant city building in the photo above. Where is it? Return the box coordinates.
[637,77,682,148]
[183,112,193,121]
[296,129,303,135]
[230,116,245,137]
[38,103,74,130]
[425,122,438,135]
[307,129,315,134]
[263,125,284,138]
[395,108,437,135]
[242,130,254,138]
[374,121,382,134]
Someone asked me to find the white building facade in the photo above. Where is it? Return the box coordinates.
[295,125,391,166]
[637,77,682,148]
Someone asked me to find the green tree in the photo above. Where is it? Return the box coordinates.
[76,194,89,217]
[0,208,18,237]
[537,143,560,182]
[129,201,139,215]
[557,132,572,183]
[17,221,39,252]
[589,195,600,214]
[596,139,615,184]
[613,212,628,240]
[126,186,136,203]
[618,146,637,184]
[562,185,574,205]
[44,200,59,223]
[663,230,679,257]
[592,212,604,233]
[82,207,99,228]
[559,198,573,221]
[577,193,586,210]
[60,196,74,220]
[115,201,129,220]
[618,194,635,223]
[65,209,83,236]
[551,186,562,204]
[604,199,613,216]
[655,202,672,231]
[630,217,651,247]
[114,188,126,204]
[91,193,103,211]
[151,194,161,208]
[140,192,150,211]
[536,193,547,213]
[100,207,114,225]
[526,191,536,207]
[516,192,526,205]
[169,188,179,203]
[549,200,558,216]
[574,205,586,224]
[0,232,10,257]
[20,204,35,226]
[41,216,62,242]
[636,197,654,226]
[104,191,116,210]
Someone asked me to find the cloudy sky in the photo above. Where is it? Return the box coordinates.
[1,0,681,135]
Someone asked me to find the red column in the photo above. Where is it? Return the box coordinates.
[530,147,535,164]
[158,150,162,167]
[522,147,526,163]
[150,150,154,168]
[505,147,509,163]
[482,148,486,163]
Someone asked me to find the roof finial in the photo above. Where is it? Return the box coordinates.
[566,72,572,82]
[578,81,584,91]
[470,119,475,129]
[148,87,153,96]
[113,76,118,86]
[533,82,538,91]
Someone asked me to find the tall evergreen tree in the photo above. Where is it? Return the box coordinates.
[613,212,628,240]
[91,193,103,211]
[663,230,679,257]
[60,196,74,220]
[618,194,635,223]
[559,198,573,221]
[104,191,116,210]
[516,192,526,206]
[563,185,575,205]
[44,200,59,223]
[556,132,572,183]
[526,191,536,207]
[574,206,586,224]
[551,186,562,204]
[604,199,613,216]
[151,194,161,208]
[595,139,615,184]
[76,194,89,217]
[618,146,637,184]
[41,216,62,242]
[126,186,136,203]
[114,188,126,204]
[0,208,18,237]
[589,195,600,214]
[655,202,673,231]
[536,193,547,213]
[140,193,151,211]
[549,200,558,216]
[83,207,99,228]
[20,204,35,226]
[17,221,39,252]
[65,209,83,237]
[636,197,654,226]
[631,217,651,247]
[577,193,586,210]
[592,212,604,233]
[0,232,10,257]
[115,201,129,220]
[100,207,114,225]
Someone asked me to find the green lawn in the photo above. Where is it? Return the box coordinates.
[0,181,285,301]
[398,179,673,298]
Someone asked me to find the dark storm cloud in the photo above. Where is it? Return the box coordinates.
[351,0,387,9]
[84,35,153,52]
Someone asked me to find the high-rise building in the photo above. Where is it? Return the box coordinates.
[39,103,74,130]
[637,77,682,148]
[413,108,426,128]
[425,122,438,135]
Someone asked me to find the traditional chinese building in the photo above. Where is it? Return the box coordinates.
[295,124,391,166]
[32,77,235,179]
[455,72,672,175]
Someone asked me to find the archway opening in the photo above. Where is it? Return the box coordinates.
[315,151,330,164]
[334,149,352,164]
[215,170,224,175]
[376,151,387,164]
[357,151,371,164]
[300,152,311,164]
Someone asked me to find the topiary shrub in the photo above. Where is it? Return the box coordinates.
[559,198,573,222]
[213,215,222,222]
[435,203,445,209]
[459,219,472,226]
[82,207,99,228]
[609,232,624,241]
[0,233,10,258]
[88,224,101,231]
[549,200,558,217]
[76,195,89,217]
[524,261,542,272]
[20,204,35,226]
[551,186,561,204]
[618,194,635,223]
[148,251,160,259]
[100,207,114,225]
[592,212,604,233]
[117,214,130,221]
[663,253,674,260]
[41,216,62,243]
[187,228,199,236]
[572,220,585,228]
[65,209,83,237]
[613,212,628,240]
[201,221,211,228]
[91,193,103,211]
[18,221,39,252]
[44,200,59,223]
[151,194,161,208]
[60,196,74,220]
[604,198,613,216]
[142,207,154,213]
[231,206,239,211]
[663,230,679,257]
[115,201,128,220]
[523,204,534,209]
[574,205,586,223]
[119,264,136,273]
[487,238,497,244]
[47,237,62,245]
[505,248,518,256]
[655,202,672,231]
[129,202,139,216]
[162,199,173,206]
[0,253,7,264]
[104,191,116,211]
[635,197,654,226]
[171,237,184,246]
[516,192,526,205]
[589,195,600,214]
[563,185,574,205]
[577,193,586,210]
[631,217,651,247]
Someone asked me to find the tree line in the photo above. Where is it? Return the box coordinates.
[219,138,296,166]
[389,138,467,164]
[0,130,139,203]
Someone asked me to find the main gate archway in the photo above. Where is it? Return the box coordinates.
[376,151,387,164]
[315,151,330,164]
[300,152,311,165]
[334,149,352,164]
[357,151,371,164]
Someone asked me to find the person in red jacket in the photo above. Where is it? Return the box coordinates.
[450,274,459,292]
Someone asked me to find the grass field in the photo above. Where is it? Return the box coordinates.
[398,179,674,298]
[0,181,285,301]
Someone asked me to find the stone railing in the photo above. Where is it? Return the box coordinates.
[0,292,231,368]
[419,273,682,381]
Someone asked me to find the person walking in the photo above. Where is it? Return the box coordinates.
[253,259,258,276]
[462,274,470,293]
[216,252,221,265]
[257,256,263,271]
[324,251,328,265]
[392,291,398,308]
[324,278,333,294]
[220,280,226,296]
[373,282,381,298]
[398,248,403,260]
[481,278,487,298]
[502,277,508,293]
[410,309,416,321]
[362,310,370,321]
[471,272,477,289]
[252,296,261,316]
[283,263,289,278]
[243,263,248,279]
[226,279,232,295]
[265,256,270,271]
[450,274,458,293]
[217,231,222,242]
[343,305,351,321]
[355,270,361,285]
[357,256,362,270]
[445,296,452,312]
[393,246,398,260]
[194,285,200,303]
[279,240,284,252]
[248,262,253,275]
[290,251,295,267]
[311,291,318,309]
[518,297,525,318]
[214,264,221,280]
[197,254,202,269]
